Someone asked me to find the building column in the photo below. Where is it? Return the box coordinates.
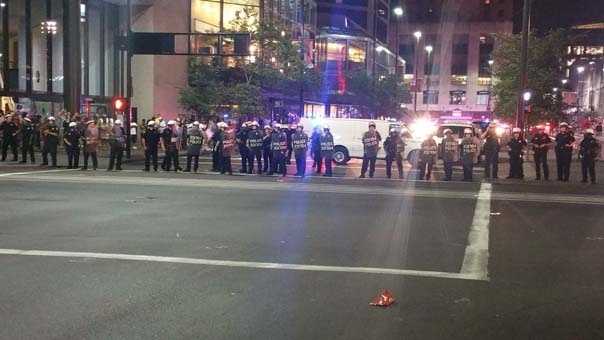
[63,0,81,113]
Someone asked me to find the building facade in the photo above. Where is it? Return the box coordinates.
[0,0,126,117]
[391,0,513,120]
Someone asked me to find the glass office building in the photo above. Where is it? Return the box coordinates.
[0,0,124,116]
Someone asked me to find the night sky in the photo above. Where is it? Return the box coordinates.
[513,0,604,33]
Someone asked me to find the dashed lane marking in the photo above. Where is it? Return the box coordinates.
[0,248,487,281]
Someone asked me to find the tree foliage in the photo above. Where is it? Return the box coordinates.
[344,71,410,119]
[492,30,570,123]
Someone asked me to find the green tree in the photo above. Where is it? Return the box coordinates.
[345,71,410,118]
[492,29,570,123]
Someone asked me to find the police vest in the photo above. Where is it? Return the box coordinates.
[292,134,308,150]
[188,135,203,145]
[444,140,458,153]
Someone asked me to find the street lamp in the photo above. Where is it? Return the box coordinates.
[577,66,585,74]
[393,6,403,77]
[552,87,559,92]
[523,91,532,102]
[561,79,568,84]
[412,31,422,115]
[424,45,433,55]
[488,59,494,66]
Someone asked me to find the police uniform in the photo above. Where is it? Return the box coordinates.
[555,131,575,181]
[418,138,438,180]
[530,132,551,180]
[320,130,334,176]
[107,125,126,171]
[142,127,161,171]
[384,132,405,179]
[262,129,273,173]
[483,131,500,179]
[161,126,179,172]
[579,133,601,183]
[185,127,203,172]
[311,129,322,173]
[20,121,36,163]
[211,127,222,172]
[292,129,309,177]
[270,129,288,176]
[360,130,381,178]
[246,127,264,174]
[64,127,82,169]
[219,129,235,175]
[83,125,100,170]
[441,135,459,181]
[507,136,527,179]
[1,119,19,161]
[41,123,60,167]
[237,126,250,173]
[461,136,479,181]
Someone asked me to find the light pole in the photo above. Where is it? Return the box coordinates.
[577,65,585,111]
[516,0,532,129]
[413,31,422,115]
[487,59,494,117]
[393,6,403,77]
[522,90,531,131]
[424,45,433,110]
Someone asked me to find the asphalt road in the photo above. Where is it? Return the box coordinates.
[1,164,604,339]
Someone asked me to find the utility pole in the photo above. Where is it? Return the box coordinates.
[516,0,531,129]
[299,0,305,118]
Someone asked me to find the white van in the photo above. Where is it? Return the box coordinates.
[299,117,422,165]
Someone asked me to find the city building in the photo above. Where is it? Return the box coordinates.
[0,0,125,117]
[563,22,604,118]
[390,0,513,120]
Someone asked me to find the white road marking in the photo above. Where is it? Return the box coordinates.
[0,248,487,281]
[460,182,492,281]
[0,169,76,177]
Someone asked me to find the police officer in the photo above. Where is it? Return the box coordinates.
[107,120,126,171]
[218,122,235,175]
[142,120,161,172]
[384,128,405,179]
[579,128,601,184]
[292,124,309,177]
[507,127,527,179]
[311,126,322,174]
[1,114,19,161]
[246,121,264,174]
[441,129,459,181]
[184,121,203,172]
[63,121,81,169]
[320,125,334,177]
[360,121,381,178]
[161,120,179,172]
[482,124,500,179]
[555,122,575,182]
[20,117,36,164]
[270,124,288,176]
[418,133,438,180]
[41,116,60,167]
[531,126,552,180]
[210,121,222,172]
[286,124,294,165]
[262,125,273,174]
[461,128,479,181]
[82,120,100,171]
[237,122,250,173]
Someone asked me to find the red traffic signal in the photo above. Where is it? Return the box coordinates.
[112,97,129,112]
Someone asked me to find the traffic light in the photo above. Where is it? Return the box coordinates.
[112,97,129,112]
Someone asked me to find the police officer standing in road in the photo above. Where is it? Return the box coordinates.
[320,125,334,177]
[555,122,575,182]
[270,124,288,176]
[531,126,552,181]
[237,122,250,173]
[507,127,527,179]
[184,121,203,173]
[482,124,500,180]
[418,133,438,180]
[311,126,322,174]
[210,121,222,172]
[579,128,601,184]
[360,121,381,178]
[441,129,459,181]
[246,121,264,174]
[161,120,180,172]
[292,124,309,177]
[461,128,479,181]
[384,128,405,179]
[1,114,19,162]
[107,120,126,171]
[63,121,81,169]
[41,116,60,167]
[142,120,161,172]
[218,122,235,175]
[20,117,36,164]
[82,120,100,171]
[262,125,273,174]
